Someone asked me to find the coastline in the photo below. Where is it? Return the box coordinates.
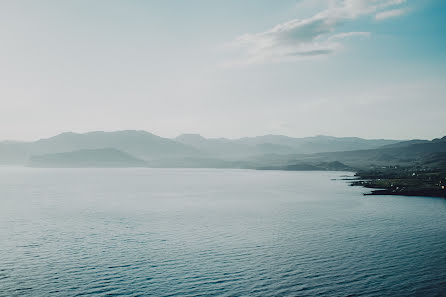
[350,168,446,198]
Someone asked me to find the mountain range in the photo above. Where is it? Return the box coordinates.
[1,130,445,169]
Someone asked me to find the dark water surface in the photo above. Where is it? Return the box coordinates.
[1,168,445,296]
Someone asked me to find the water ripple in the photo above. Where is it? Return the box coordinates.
[1,168,445,296]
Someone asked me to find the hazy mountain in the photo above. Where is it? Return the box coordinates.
[379,139,430,149]
[1,130,440,169]
[276,136,446,170]
[237,134,398,149]
[28,148,148,168]
[174,134,254,157]
[0,130,200,165]
[31,130,199,158]
[175,134,400,157]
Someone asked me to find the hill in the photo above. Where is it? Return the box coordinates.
[28,148,148,168]
[0,130,200,165]
[31,130,199,159]
[278,136,446,170]
[174,134,400,157]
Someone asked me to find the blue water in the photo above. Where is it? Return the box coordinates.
[0,168,445,297]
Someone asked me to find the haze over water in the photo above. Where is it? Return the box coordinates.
[1,168,445,296]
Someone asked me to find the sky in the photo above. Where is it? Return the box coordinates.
[0,0,445,141]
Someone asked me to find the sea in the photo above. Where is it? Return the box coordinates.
[1,167,445,296]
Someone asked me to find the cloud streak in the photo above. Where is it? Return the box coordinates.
[231,0,408,64]
[375,8,407,20]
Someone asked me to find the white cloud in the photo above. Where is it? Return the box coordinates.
[234,14,342,63]
[375,8,407,20]
[343,0,406,16]
[231,0,408,64]
[328,31,371,40]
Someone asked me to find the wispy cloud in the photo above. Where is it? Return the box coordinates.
[230,0,409,64]
[375,8,407,20]
[328,31,371,41]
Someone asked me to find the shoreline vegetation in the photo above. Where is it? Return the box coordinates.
[350,167,446,198]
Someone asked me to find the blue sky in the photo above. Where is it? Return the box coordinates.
[0,0,445,140]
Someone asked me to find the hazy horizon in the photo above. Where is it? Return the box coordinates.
[1,0,445,141]
[0,128,426,143]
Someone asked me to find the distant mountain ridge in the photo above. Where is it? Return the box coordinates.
[0,130,200,165]
[31,130,199,158]
[283,135,446,170]
[174,133,400,156]
[2,130,441,169]
[29,148,147,168]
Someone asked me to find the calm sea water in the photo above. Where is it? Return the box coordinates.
[1,168,446,297]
